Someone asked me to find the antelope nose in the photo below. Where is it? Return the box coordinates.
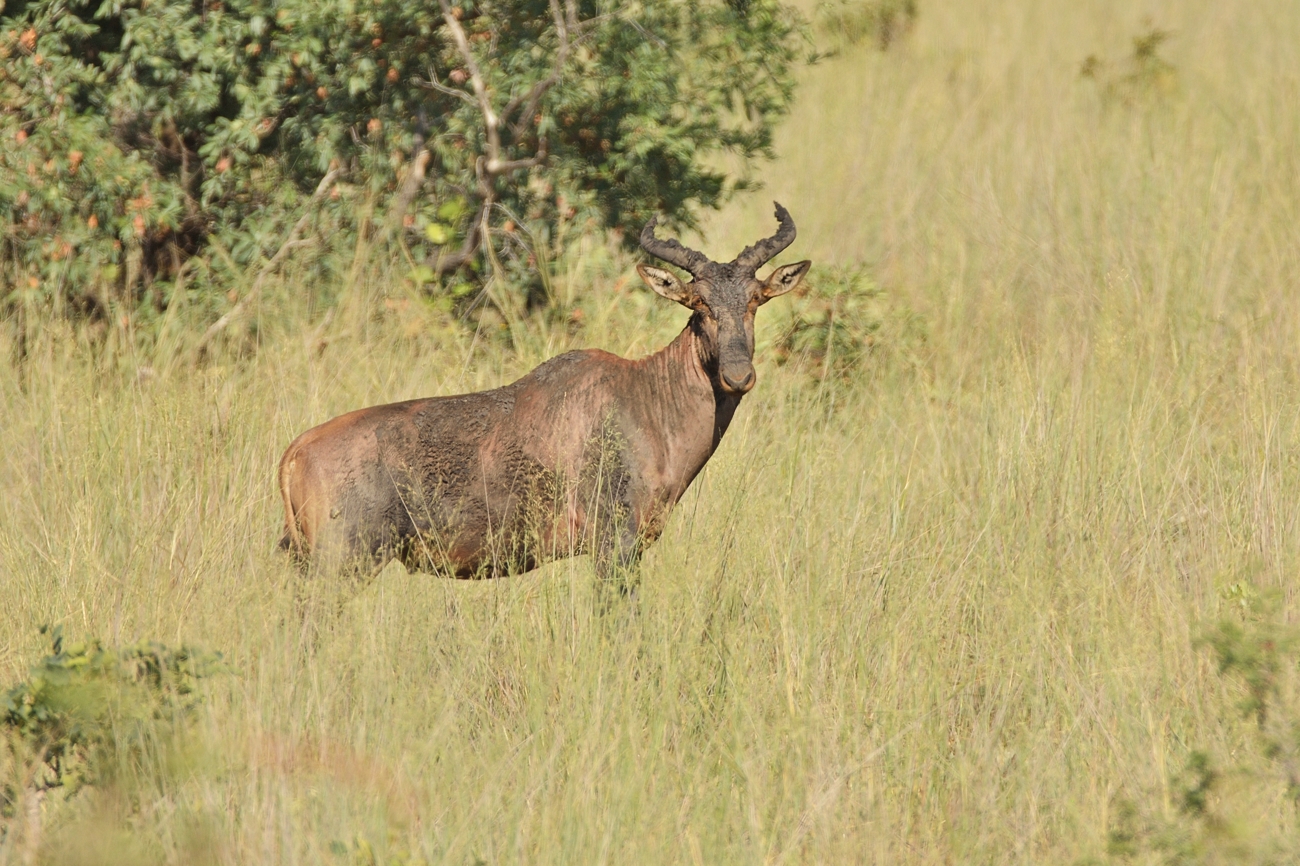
[722,368,755,393]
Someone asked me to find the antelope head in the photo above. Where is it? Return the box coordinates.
[637,203,811,395]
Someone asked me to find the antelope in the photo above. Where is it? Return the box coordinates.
[278,204,810,587]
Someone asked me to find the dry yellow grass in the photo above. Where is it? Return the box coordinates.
[4,0,1300,862]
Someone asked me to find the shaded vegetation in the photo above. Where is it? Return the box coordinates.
[1080,20,1178,106]
[0,0,808,333]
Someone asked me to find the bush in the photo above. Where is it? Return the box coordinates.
[1079,20,1178,107]
[0,0,809,330]
[1,625,223,798]
[1100,585,1300,864]
[815,0,916,53]
[770,264,926,384]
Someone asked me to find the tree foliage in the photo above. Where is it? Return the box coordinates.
[0,0,808,324]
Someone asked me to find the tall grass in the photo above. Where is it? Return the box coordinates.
[4,0,1300,862]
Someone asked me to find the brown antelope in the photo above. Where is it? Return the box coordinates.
[278,204,810,586]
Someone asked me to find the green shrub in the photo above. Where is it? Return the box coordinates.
[1080,20,1178,107]
[1099,586,1300,864]
[1,625,223,798]
[0,0,809,328]
[770,264,926,384]
[815,0,916,53]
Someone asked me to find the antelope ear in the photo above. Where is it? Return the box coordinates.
[760,261,811,303]
[637,264,695,306]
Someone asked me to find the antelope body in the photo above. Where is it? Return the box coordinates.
[278,205,810,581]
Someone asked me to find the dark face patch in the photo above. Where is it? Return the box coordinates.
[691,272,760,395]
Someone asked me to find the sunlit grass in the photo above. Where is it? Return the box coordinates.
[5,0,1300,862]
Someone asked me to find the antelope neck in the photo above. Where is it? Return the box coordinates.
[632,316,744,456]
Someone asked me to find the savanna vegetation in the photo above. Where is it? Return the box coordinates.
[5,0,1300,863]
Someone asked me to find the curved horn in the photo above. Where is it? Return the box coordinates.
[640,215,713,276]
[733,202,797,273]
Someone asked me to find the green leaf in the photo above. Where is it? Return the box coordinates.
[437,197,469,222]
[423,222,452,244]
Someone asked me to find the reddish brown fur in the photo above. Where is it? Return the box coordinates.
[278,206,810,582]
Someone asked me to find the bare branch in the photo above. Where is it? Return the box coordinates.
[438,0,501,165]
[503,6,614,138]
[484,138,549,176]
[627,18,668,49]
[255,169,342,282]
[414,74,478,107]
[427,0,605,273]
[388,147,431,230]
[502,0,569,124]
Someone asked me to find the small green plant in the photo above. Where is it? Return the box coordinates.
[1101,584,1300,864]
[815,0,916,53]
[1,625,224,797]
[771,265,883,380]
[1080,20,1177,106]
[771,264,924,383]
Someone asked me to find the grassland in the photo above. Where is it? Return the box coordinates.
[4,0,1300,862]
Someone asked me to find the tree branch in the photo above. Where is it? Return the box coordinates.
[503,4,612,139]
[414,72,478,107]
[484,140,549,175]
[437,0,502,167]
[388,147,431,230]
[501,0,570,132]
[423,0,601,280]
